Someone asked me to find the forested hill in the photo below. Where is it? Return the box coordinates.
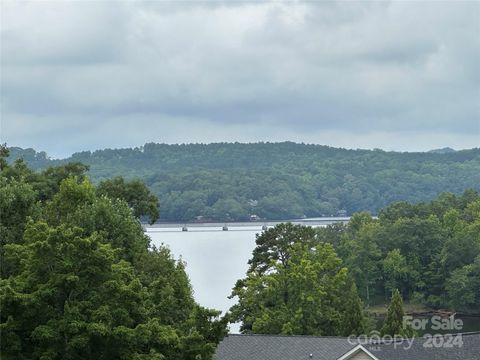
[8,143,480,222]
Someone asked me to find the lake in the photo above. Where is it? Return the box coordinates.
[147,225,261,332]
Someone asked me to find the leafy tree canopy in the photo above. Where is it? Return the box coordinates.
[97,177,159,224]
[230,224,369,336]
[0,151,226,359]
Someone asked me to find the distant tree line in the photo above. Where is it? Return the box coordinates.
[8,142,480,222]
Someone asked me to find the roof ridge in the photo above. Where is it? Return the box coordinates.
[226,333,351,339]
[226,331,480,340]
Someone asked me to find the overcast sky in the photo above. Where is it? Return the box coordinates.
[1,1,479,158]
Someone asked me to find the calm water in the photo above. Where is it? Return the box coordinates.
[147,226,260,332]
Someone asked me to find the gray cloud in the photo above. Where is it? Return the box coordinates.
[1,1,479,157]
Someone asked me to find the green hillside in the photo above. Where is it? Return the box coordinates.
[8,143,480,222]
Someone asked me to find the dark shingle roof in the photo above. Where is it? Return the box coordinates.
[214,332,480,360]
[214,334,355,360]
[368,332,480,360]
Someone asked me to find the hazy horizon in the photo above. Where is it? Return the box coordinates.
[1,1,479,158]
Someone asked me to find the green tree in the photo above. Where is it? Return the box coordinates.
[248,223,317,275]
[97,177,159,224]
[0,221,154,359]
[47,177,96,223]
[0,143,9,171]
[440,212,480,273]
[383,249,409,298]
[0,156,226,359]
[70,196,150,265]
[381,289,414,337]
[340,214,381,305]
[445,255,480,310]
[230,224,368,336]
[39,162,90,201]
[0,178,38,277]
[339,281,369,336]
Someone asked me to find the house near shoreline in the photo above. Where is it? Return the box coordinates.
[214,332,480,360]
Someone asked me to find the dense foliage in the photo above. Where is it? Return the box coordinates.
[97,177,159,225]
[229,223,369,336]
[9,142,480,222]
[0,147,227,359]
[230,191,480,336]
[315,190,480,312]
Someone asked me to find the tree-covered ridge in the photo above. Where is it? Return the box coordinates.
[8,143,480,221]
[0,148,227,359]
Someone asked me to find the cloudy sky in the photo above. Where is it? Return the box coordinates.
[1,1,479,158]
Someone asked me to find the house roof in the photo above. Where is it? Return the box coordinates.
[214,332,480,360]
[214,334,355,360]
